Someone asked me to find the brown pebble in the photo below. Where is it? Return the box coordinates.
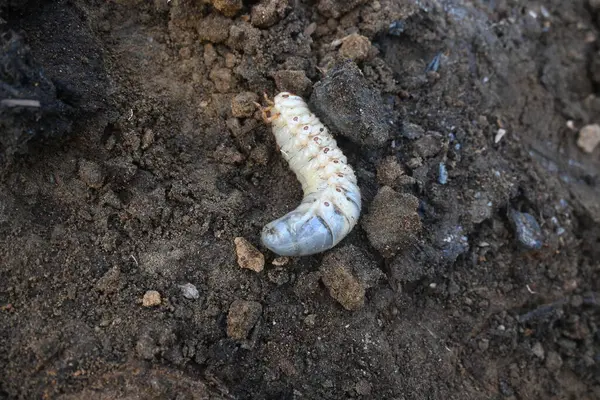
[339,33,371,62]
[78,159,104,189]
[227,299,262,340]
[231,92,260,118]
[577,123,600,153]
[142,290,161,307]
[234,237,265,272]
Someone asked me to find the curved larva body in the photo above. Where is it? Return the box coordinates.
[260,92,361,256]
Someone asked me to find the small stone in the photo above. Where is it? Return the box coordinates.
[577,124,600,153]
[197,14,231,43]
[142,290,162,307]
[78,160,104,189]
[231,92,259,118]
[227,299,262,340]
[179,283,200,300]
[532,342,545,359]
[362,186,422,257]
[211,0,243,17]
[339,33,371,62]
[234,237,265,272]
[545,351,563,371]
[376,156,404,187]
[273,70,312,97]
[319,245,381,311]
[272,256,289,266]
[508,209,543,250]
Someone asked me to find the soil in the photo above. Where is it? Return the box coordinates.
[1,0,599,399]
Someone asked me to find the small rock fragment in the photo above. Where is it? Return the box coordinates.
[310,61,390,147]
[234,237,265,272]
[577,123,600,153]
[362,186,422,257]
[227,299,262,340]
[142,290,162,307]
[320,245,381,310]
[508,209,543,250]
[231,92,259,118]
[210,0,243,17]
[273,70,312,97]
[179,283,200,300]
[78,160,104,189]
[338,33,371,62]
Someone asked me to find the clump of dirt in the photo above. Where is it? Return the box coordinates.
[1,0,599,399]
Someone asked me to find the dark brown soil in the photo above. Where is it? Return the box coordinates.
[1,0,599,399]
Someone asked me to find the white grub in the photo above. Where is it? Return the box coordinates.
[258,93,361,256]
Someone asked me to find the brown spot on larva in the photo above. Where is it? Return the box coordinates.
[336,188,341,192]
[333,160,339,164]
[293,117,299,122]
[324,148,330,153]
[324,201,330,206]
[304,126,309,130]
[282,94,289,98]
[337,173,344,177]
[319,128,324,132]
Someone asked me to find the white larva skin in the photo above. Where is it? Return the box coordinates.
[260,92,361,256]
